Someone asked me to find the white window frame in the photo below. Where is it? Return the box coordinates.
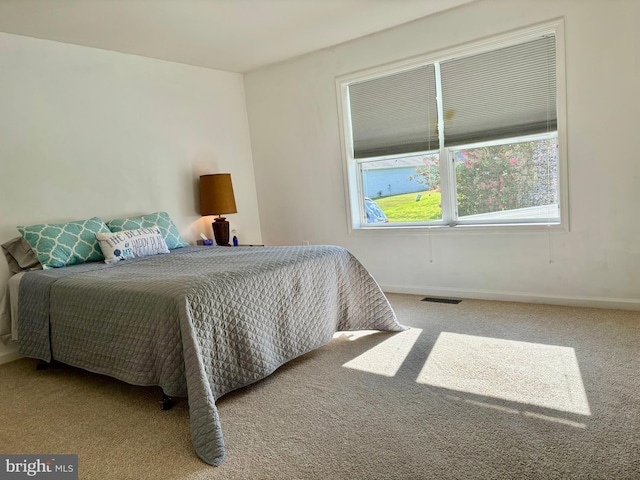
[336,20,568,233]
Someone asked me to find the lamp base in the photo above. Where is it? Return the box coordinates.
[212,217,230,246]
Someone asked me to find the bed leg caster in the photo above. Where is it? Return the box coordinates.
[36,360,51,370]
[160,393,174,411]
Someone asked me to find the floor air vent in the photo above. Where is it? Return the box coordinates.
[421,297,462,304]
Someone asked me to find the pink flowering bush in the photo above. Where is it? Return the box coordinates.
[408,155,441,192]
[409,139,557,217]
[454,138,557,217]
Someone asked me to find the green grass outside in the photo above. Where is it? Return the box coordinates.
[375,190,442,222]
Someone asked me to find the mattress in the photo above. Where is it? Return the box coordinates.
[17,245,404,465]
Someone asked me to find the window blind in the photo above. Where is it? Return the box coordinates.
[440,35,556,147]
[348,65,439,159]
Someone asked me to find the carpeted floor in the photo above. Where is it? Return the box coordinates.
[1,293,639,479]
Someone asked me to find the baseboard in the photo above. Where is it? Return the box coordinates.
[381,284,640,311]
[0,344,21,365]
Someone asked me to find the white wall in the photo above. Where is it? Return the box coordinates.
[244,0,640,309]
[0,33,262,361]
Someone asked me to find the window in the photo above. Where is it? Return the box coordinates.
[337,21,566,229]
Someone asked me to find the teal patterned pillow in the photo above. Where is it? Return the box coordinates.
[106,211,188,250]
[18,217,111,269]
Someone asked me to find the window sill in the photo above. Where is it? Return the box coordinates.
[350,221,567,236]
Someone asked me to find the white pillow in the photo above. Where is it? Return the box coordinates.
[96,226,170,264]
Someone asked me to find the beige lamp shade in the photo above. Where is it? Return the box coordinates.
[200,174,237,216]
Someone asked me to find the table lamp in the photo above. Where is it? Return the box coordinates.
[200,173,237,246]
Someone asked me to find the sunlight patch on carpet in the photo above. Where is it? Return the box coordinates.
[417,332,591,416]
[333,330,380,341]
[437,392,587,428]
[342,328,422,377]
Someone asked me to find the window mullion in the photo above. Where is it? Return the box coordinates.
[434,62,455,226]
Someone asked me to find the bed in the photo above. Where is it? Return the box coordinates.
[12,244,404,466]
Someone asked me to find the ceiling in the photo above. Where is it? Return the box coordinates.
[0,0,473,73]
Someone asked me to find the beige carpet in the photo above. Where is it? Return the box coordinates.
[1,293,639,479]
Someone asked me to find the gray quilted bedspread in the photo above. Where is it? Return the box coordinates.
[18,245,404,465]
